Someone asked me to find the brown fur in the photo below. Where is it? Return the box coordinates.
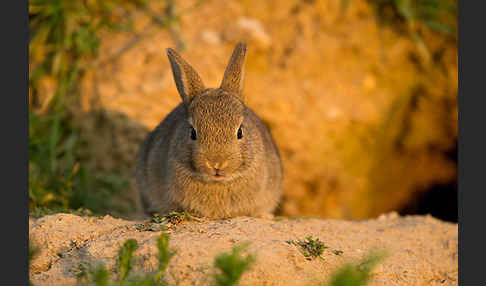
[136,42,283,219]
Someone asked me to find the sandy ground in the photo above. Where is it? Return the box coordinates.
[29,213,457,286]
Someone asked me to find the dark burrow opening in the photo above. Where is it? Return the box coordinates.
[398,145,458,223]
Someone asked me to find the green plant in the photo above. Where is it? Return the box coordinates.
[326,252,386,286]
[28,0,145,215]
[154,234,176,282]
[213,244,256,286]
[91,266,110,286]
[74,234,174,286]
[286,236,329,259]
[29,107,132,214]
[117,239,139,283]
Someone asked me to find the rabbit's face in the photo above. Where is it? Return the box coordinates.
[166,42,252,182]
[186,89,250,182]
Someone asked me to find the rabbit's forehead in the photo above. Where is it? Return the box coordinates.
[188,93,244,128]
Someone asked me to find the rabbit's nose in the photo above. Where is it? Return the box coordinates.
[206,160,228,171]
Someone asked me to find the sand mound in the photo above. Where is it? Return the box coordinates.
[29,213,457,285]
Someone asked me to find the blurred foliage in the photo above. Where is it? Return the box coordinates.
[213,244,255,286]
[30,234,387,286]
[343,0,457,60]
[29,0,148,214]
[29,108,130,213]
[343,0,457,36]
[75,235,173,286]
[117,239,140,283]
[70,236,253,286]
[375,0,456,34]
[29,0,146,98]
[29,206,95,218]
[325,252,386,286]
[65,237,383,286]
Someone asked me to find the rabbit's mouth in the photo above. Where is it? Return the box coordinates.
[197,173,228,182]
[211,172,225,180]
[198,171,235,182]
[192,162,243,182]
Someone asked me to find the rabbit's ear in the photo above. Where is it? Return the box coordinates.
[220,42,247,100]
[167,48,206,104]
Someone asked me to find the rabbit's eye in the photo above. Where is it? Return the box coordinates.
[190,127,197,140]
[237,126,243,140]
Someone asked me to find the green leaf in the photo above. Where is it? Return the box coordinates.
[92,265,109,286]
[117,239,139,282]
[327,252,386,286]
[213,244,255,286]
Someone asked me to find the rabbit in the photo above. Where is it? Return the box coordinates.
[136,42,283,219]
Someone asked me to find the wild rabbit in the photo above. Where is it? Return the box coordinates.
[136,42,283,219]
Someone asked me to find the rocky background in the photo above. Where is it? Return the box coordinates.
[57,0,458,220]
[29,0,457,221]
